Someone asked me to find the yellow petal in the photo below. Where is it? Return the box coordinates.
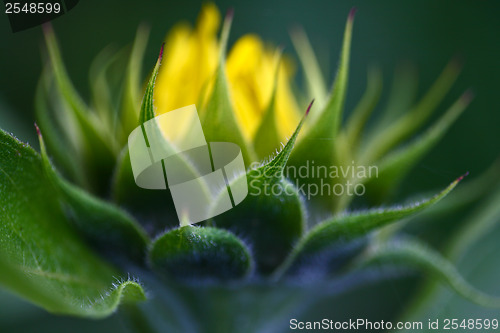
[275,58,301,140]
[226,34,276,140]
[154,4,221,139]
[197,3,221,37]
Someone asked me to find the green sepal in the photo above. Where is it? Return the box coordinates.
[315,7,356,137]
[139,43,163,124]
[360,58,462,164]
[112,42,214,231]
[43,26,119,195]
[88,46,127,133]
[341,67,383,153]
[275,176,462,279]
[200,11,253,164]
[35,67,86,186]
[290,27,328,111]
[288,8,356,207]
[300,7,355,135]
[332,68,383,212]
[148,226,253,282]
[214,175,306,275]
[371,63,418,132]
[366,90,472,201]
[252,50,283,160]
[213,102,313,274]
[121,25,149,135]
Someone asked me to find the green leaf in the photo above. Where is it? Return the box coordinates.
[37,127,149,262]
[139,43,163,124]
[355,236,500,308]
[148,226,253,282]
[201,11,253,163]
[275,176,461,279]
[290,27,328,111]
[366,91,472,201]
[213,102,312,274]
[0,129,145,318]
[360,58,462,164]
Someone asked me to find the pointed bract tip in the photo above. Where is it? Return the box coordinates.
[226,8,234,21]
[158,43,165,61]
[348,7,358,20]
[42,22,53,34]
[305,99,315,116]
[34,123,41,137]
[289,25,307,39]
[289,25,299,36]
[451,53,465,69]
[457,171,469,182]
[461,88,475,104]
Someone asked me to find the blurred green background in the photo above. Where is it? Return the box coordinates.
[1,0,499,331]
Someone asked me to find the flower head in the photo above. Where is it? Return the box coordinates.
[5,5,497,327]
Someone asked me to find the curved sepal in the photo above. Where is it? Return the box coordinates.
[360,58,462,164]
[275,176,462,280]
[201,10,253,163]
[288,8,356,209]
[139,43,164,124]
[148,226,253,282]
[365,90,472,201]
[213,102,313,274]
